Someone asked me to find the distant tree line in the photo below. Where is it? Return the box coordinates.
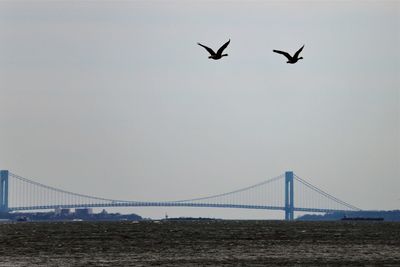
[297,210,400,221]
[0,210,142,222]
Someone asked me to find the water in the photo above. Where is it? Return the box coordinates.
[0,220,399,266]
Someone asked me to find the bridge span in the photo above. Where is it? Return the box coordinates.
[0,170,360,220]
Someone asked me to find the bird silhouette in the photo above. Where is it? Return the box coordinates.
[197,39,230,60]
[273,45,304,64]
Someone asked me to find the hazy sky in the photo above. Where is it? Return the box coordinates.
[1,1,399,219]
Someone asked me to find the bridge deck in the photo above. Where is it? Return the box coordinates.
[9,202,353,214]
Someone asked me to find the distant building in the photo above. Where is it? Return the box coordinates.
[54,207,61,215]
[60,209,71,216]
[75,208,93,216]
[100,209,108,215]
[55,208,71,216]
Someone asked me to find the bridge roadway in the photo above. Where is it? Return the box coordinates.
[9,201,350,214]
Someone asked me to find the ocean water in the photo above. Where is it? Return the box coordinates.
[0,220,399,266]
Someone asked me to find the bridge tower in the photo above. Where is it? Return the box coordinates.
[285,171,294,220]
[0,170,9,213]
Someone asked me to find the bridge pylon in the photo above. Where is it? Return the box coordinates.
[285,171,294,220]
[0,170,9,213]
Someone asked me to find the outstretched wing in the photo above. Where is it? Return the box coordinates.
[198,43,216,56]
[273,50,292,60]
[294,45,304,59]
[217,39,230,56]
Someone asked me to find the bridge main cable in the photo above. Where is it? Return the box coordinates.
[9,172,131,204]
[293,173,361,211]
[169,174,285,203]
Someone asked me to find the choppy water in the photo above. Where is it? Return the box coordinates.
[0,220,399,266]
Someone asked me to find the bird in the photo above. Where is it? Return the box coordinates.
[197,39,230,60]
[273,45,304,64]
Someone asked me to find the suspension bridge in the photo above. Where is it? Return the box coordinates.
[0,170,360,220]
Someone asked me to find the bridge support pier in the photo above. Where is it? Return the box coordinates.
[285,171,294,220]
[0,170,9,213]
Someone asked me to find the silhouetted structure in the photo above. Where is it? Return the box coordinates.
[285,171,294,220]
[0,170,8,213]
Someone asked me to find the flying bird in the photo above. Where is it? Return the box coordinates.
[273,45,304,64]
[197,39,230,60]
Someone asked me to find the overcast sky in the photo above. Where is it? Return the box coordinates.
[0,1,399,219]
